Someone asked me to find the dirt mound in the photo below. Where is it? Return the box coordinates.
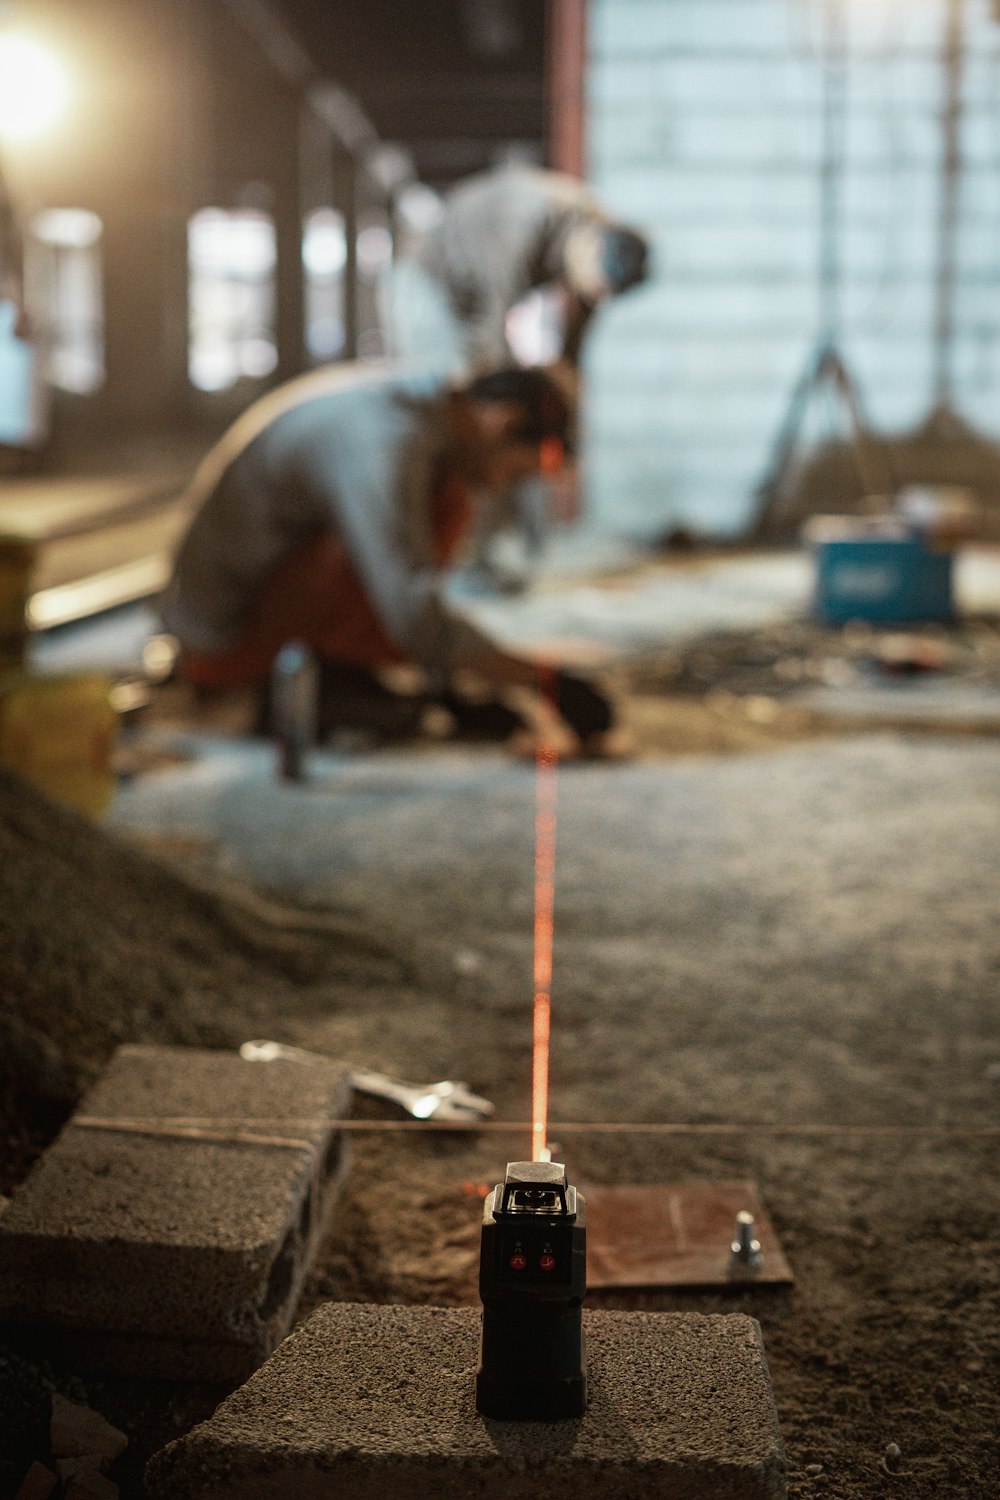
[0,769,403,1186]
[756,411,1000,539]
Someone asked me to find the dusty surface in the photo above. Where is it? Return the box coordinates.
[1,657,999,1498]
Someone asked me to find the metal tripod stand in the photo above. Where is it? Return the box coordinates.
[752,0,894,536]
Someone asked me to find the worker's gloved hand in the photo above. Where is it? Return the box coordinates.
[438,687,528,742]
[553,670,614,740]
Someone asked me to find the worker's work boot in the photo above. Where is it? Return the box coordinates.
[436,687,527,742]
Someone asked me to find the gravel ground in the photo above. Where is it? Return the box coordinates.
[2,711,998,1498]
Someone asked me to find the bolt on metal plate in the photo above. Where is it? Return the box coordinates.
[583,1180,793,1290]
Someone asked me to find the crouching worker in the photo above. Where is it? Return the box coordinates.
[159,363,616,751]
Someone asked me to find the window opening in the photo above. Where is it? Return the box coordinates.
[188,207,277,392]
[303,207,346,361]
[356,215,393,360]
[29,206,104,394]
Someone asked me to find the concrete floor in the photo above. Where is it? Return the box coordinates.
[30,537,1000,676]
[105,730,1000,1133]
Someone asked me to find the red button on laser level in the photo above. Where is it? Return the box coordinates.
[509,1253,527,1270]
[539,1253,556,1271]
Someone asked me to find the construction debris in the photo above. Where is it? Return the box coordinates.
[63,1471,119,1500]
[50,1394,127,1465]
[622,617,1000,705]
[13,1462,57,1500]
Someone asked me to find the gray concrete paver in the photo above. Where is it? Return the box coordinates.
[145,1303,786,1500]
[0,1046,352,1380]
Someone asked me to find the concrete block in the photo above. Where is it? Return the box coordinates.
[13,1464,57,1500]
[63,1471,119,1500]
[50,1394,128,1464]
[56,1458,108,1485]
[0,1046,351,1381]
[145,1303,787,1500]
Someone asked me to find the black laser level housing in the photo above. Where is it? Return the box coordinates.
[476,1160,587,1420]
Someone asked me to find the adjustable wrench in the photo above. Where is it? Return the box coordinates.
[239,1039,495,1123]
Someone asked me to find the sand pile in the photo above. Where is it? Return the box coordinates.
[756,419,1000,539]
[0,768,403,1186]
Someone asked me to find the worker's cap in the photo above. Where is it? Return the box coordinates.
[466,366,574,451]
[599,225,649,295]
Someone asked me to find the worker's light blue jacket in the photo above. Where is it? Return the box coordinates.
[160,364,495,672]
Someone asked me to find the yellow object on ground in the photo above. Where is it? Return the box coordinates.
[0,671,117,815]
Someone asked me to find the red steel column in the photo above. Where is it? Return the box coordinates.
[547,0,587,176]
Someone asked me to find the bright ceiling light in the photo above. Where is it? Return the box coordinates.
[0,31,71,144]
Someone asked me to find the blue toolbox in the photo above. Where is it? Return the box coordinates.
[811,532,955,625]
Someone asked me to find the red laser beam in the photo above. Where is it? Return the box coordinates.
[532,670,559,1161]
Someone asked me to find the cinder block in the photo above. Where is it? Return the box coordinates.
[0,1046,351,1381]
[145,1303,787,1500]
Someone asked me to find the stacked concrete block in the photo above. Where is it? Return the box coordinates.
[145,1303,787,1499]
[0,1045,351,1380]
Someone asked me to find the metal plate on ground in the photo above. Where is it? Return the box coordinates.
[584,1179,793,1289]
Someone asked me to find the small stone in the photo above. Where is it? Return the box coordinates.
[57,1456,104,1483]
[50,1394,128,1464]
[881,1441,903,1475]
[14,1462,57,1500]
[452,947,482,975]
[805,1462,824,1476]
[743,695,779,724]
[64,1471,119,1500]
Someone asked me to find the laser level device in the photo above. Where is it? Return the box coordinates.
[476,1160,587,1420]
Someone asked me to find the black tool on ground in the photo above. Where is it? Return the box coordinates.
[476,1160,587,1421]
[270,642,318,780]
